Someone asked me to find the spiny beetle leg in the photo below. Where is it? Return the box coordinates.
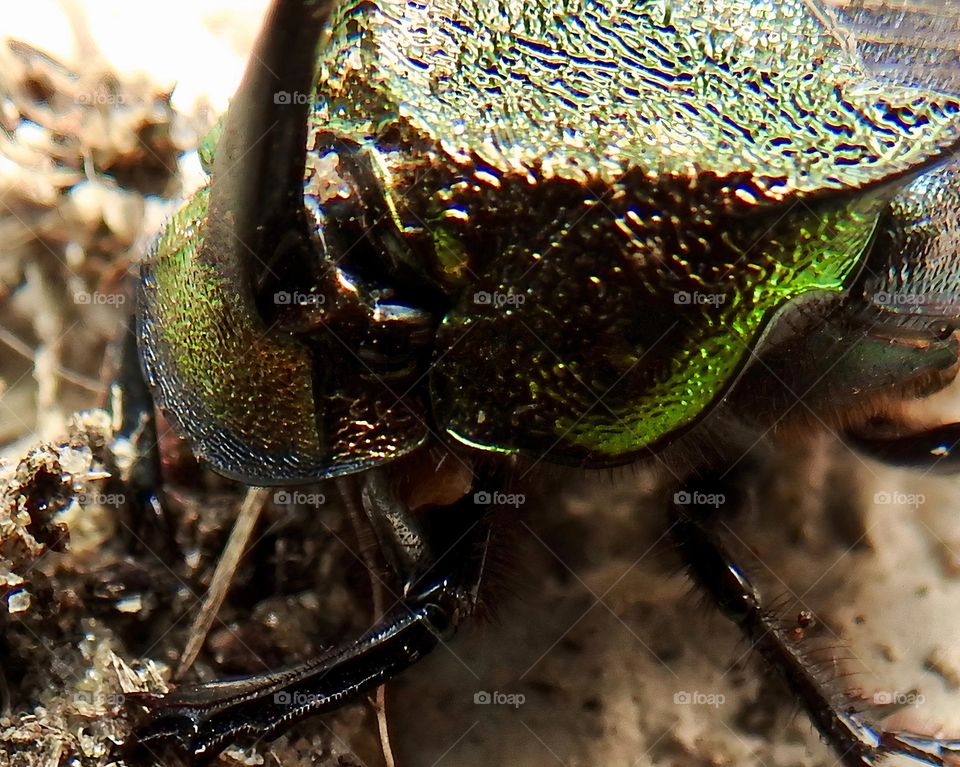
[121,464,502,764]
[846,421,960,473]
[669,473,960,767]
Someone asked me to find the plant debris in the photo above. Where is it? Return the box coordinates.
[3,8,960,767]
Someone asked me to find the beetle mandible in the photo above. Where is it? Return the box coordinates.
[122,0,960,763]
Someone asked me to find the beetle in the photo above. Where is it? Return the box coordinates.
[121,0,960,763]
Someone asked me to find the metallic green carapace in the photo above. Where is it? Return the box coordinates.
[138,0,960,481]
[142,187,317,456]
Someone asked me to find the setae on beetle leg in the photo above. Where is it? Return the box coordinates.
[121,462,502,764]
[670,474,960,767]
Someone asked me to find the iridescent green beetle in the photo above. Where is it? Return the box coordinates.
[126,0,960,763]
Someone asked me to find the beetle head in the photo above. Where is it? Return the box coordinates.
[138,0,432,484]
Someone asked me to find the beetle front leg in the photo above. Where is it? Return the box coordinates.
[670,474,960,767]
[355,467,434,589]
[121,462,502,764]
[846,421,960,473]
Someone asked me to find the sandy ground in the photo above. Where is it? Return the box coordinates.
[1,3,960,767]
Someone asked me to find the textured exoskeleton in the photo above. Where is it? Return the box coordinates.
[138,0,960,483]
[126,1,960,763]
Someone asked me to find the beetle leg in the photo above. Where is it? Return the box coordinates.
[670,474,960,767]
[354,468,433,588]
[108,314,178,559]
[121,464,501,764]
[846,421,960,473]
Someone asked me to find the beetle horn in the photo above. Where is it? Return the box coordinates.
[204,0,334,284]
[137,1,345,483]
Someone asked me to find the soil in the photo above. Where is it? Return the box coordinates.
[1,4,959,767]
